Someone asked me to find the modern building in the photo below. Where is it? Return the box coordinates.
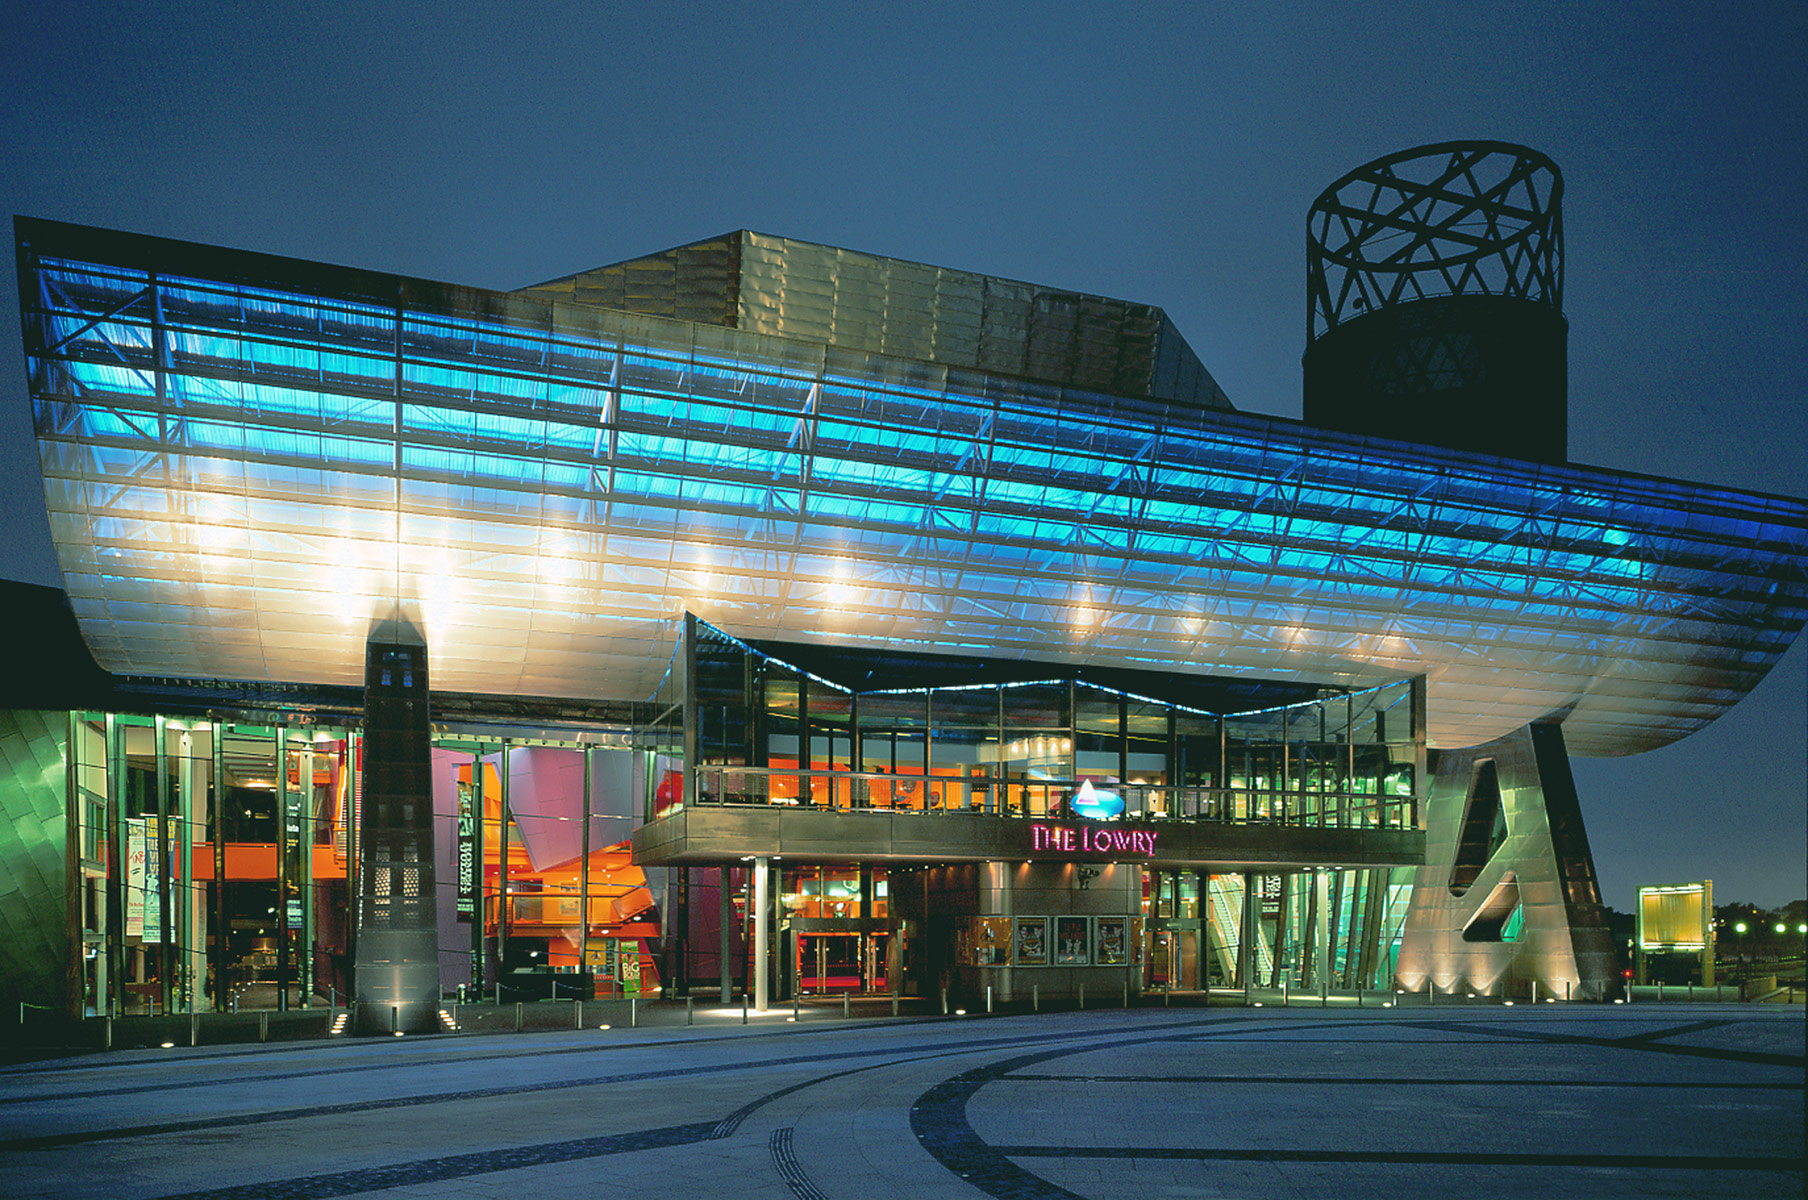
[4,143,1805,1030]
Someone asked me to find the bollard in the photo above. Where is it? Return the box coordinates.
[891,992,899,1018]
[574,1000,582,1030]
[1078,984,1085,1010]
[1428,980,1435,1006]
[1121,981,1128,1009]
[1033,984,1039,1013]
[631,998,638,1028]
[495,982,501,1006]
[687,995,695,1026]
[1164,982,1170,1007]
[1282,977,1288,1007]
[104,1016,112,1051]
[1565,979,1571,1002]
[515,1002,523,1033]
[793,989,799,1019]
[261,1011,269,1043]
[987,985,994,1014]
[1530,980,1537,1005]
[1657,981,1663,1003]
[842,992,850,1019]
[940,987,948,1016]
[190,1011,199,1047]
[743,994,749,1025]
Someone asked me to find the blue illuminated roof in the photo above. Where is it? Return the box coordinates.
[15,217,1808,756]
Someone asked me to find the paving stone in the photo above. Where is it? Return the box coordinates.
[0,1005,1797,1199]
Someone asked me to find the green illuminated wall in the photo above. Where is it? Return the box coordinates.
[0,710,68,1018]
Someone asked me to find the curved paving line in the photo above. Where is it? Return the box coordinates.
[123,1017,1224,1200]
[0,1020,960,1105]
[0,1013,1022,1102]
[148,1121,720,1200]
[770,1127,828,1200]
[1395,1016,1806,1067]
[904,1018,1363,1198]
[0,1018,1211,1151]
[907,1029,1236,1199]
[907,1016,1807,1199]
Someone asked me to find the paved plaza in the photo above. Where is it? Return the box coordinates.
[0,1003,1801,1199]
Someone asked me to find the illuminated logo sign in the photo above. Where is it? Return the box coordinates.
[1071,779,1125,820]
[1031,822,1158,857]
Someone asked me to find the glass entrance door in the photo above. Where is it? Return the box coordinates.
[797,932,860,993]
[1147,930,1177,988]
[864,932,888,993]
[1176,928,1199,989]
[794,931,892,993]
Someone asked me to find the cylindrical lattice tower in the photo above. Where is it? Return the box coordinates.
[1303,142,1567,463]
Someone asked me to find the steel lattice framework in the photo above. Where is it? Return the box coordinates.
[17,219,1808,756]
[1308,141,1563,342]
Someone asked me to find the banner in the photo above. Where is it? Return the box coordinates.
[143,821,162,944]
[455,779,476,922]
[125,818,146,940]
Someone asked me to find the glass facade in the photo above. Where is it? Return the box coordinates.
[671,618,1421,829]
[61,708,656,1018]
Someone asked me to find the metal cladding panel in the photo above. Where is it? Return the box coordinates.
[18,219,1808,757]
[1396,723,1618,1000]
[519,233,739,328]
[727,233,1233,410]
[0,710,68,1018]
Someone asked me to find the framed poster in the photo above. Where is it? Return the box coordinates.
[1095,916,1128,966]
[1055,916,1091,965]
[1014,917,1049,966]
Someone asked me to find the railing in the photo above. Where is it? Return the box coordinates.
[682,766,1416,830]
[486,892,655,929]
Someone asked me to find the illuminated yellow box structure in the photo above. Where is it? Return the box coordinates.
[1636,881,1713,986]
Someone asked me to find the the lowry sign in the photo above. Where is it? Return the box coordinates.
[1030,822,1159,857]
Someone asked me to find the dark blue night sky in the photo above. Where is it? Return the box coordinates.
[2,3,1802,906]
